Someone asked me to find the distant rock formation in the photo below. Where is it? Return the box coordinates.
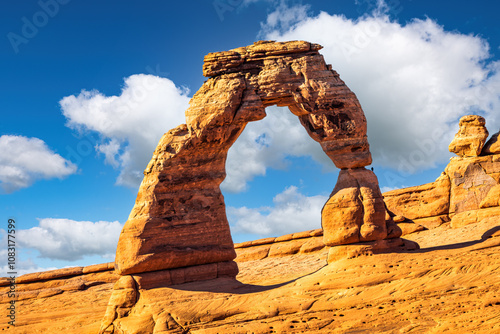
[483,129,500,154]
[449,115,488,157]
[385,114,500,229]
[114,40,389,278]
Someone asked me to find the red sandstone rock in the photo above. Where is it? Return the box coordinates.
[99,275,138,334]
[383,140,500,231]
[234,235,326,262]
[397,222,426,236]
[5,221,500,333]
[326,238,419,263]
[446,156,498,214]
[449,115,489,157]
[482,130,500,154]
[480,184,500,208]
[393,215,406,223]
[115,40,376,276]
[385,219,403,239]
[450,206,500,228]
[16,266,84,284]
[383,173,450,220]
[322,168,387,246]
[235,244,271,262]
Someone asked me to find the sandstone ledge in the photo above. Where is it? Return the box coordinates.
[234,228,323,249]
[0,262,114,287]
[203,40,323,77]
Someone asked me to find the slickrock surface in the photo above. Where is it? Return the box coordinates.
[449,115,488,157]
[2,219,500,333]
[383,173,450,221]
[1,263,119,333]
[115,40,382,277]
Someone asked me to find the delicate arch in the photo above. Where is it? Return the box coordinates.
[115,41,381,275]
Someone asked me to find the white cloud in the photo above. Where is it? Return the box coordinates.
[260,3,500,173]
[258,1,311,38]
[0,135,77,193]
[221,106,334,193]
[0,230,58,277]
[228,186,327,236]
[60,74,191,188]
[17,218,123,261]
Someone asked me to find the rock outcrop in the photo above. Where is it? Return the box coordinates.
[483,130,500,154]
[449,115,488,157]
[446,155,499,214]
[115,40,386,277]
[234,229,325,262]
[383,173,450,221]
[385,114,500,229]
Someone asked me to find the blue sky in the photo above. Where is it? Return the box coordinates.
[2,0,500,275]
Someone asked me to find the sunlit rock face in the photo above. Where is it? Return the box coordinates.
[449,115,488,157]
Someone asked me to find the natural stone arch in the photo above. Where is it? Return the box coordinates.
[114,41,387,276]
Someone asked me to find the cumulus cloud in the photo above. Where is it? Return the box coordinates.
[0,135,77,193]
[17,218,123,261]
[60,74,190,188]
[228,186,327,236]
[260,2,500,173]
[221,106,334,193]
[0,229,58,277]
[258,1,311,38]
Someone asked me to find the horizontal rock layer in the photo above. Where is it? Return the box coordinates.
[383,173,450,220]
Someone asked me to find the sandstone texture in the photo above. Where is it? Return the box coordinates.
[446,155,499,214]
[482,129,500,154]
[322,168,387,246]
[115,40,380,277]
[3,219,500,333]
[383,173,450,220]
[449,115,488,157]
